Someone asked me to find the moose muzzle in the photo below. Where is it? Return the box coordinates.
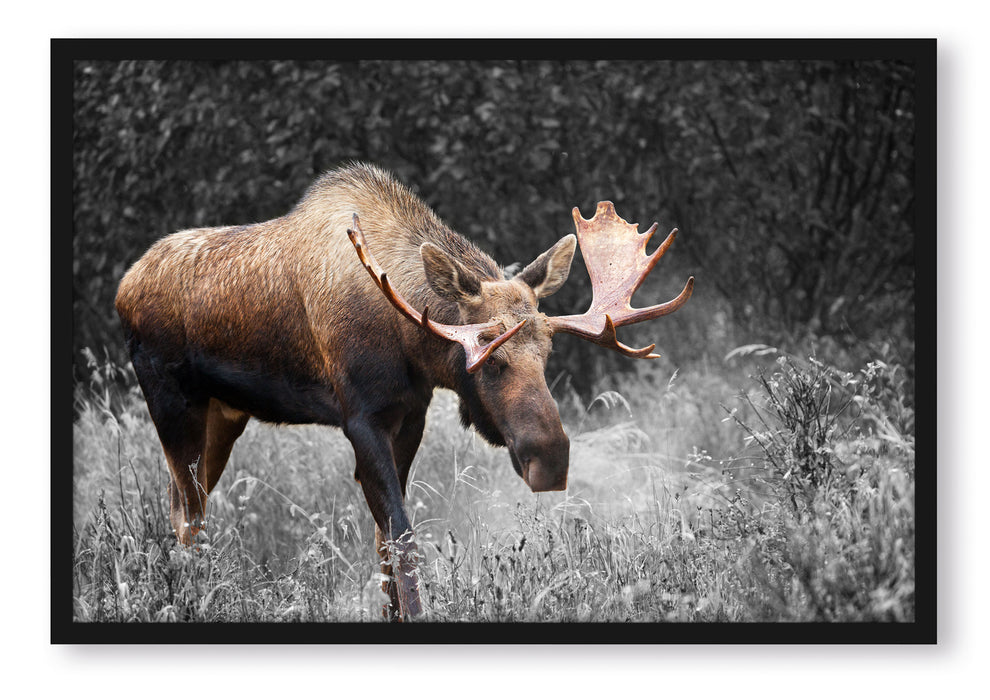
[511,432,570,492]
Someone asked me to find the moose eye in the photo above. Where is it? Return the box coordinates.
[484,355,506,376]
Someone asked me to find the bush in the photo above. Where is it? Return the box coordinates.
[72,59,917,386]
[724,352,915,621]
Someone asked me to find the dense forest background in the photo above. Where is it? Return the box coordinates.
[72,59,916,386]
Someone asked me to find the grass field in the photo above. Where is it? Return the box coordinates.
[71,346,915,623]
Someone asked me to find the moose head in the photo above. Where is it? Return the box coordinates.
[348,201,694,493]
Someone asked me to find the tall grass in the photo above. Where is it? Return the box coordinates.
[71,346,914,622]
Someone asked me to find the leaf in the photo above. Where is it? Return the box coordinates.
[725,344,779,362]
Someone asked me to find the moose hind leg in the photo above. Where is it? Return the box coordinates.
[130,352,210,545]
[202,398,250,495]
[155,402,210,545]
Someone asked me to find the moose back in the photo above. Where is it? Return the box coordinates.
[115,163,693,620]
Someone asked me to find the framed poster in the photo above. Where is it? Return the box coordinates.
[54,38,934,643]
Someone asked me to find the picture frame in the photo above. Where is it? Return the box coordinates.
[53,37,935,644]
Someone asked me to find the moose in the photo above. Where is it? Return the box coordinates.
[115,163,693,620]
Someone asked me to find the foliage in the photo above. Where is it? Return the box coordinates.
[72,59,916,383]
[662,62,916,344]
[722,351,915,620]
[72,348,914,623]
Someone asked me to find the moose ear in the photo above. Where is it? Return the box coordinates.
[515,234,576,299]
[421,242,482,303]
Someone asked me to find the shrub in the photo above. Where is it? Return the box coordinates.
[725,352,915,621]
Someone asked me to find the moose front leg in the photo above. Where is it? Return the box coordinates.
[346,416,423,621]
[376,408,427,619]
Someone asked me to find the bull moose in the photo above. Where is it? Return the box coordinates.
[115,163,693,620]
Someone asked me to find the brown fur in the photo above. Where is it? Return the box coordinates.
[116,162,576,620]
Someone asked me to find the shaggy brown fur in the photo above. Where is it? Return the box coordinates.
[116,163,577,620]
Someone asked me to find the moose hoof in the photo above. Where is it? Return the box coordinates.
[172,515,206,546]
[395,569,423,621]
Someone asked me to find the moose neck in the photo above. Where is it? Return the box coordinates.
[401,220,504,392]
[396,281,462,391]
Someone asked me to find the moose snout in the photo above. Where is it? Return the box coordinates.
[516,433,570,492]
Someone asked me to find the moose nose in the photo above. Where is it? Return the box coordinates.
[522,457,567,492]
[518,434,569,492]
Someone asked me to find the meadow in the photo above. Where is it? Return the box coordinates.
[71,344,915,624]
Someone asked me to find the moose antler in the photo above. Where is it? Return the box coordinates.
[347,214,525,373]
[548,201,694,358]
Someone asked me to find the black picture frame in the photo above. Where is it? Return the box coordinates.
[53,37,935,644]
